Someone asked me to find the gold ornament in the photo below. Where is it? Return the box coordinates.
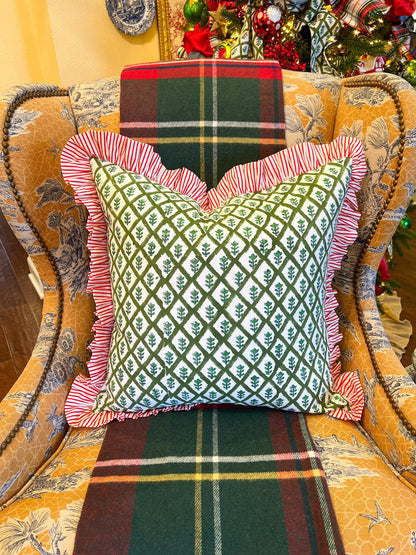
[209,6,230,38]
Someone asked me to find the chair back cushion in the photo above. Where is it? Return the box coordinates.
[119,59,286,190]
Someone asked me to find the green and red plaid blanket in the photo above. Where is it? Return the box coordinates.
[76,60,342,553]
[120,59,286,190]
[74,407,344,554]
[331,0,389,30]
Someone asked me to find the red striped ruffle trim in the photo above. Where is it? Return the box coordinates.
[61,130,207,388]
[61,131,365,427]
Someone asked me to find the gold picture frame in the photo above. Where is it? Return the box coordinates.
[156,0,185,61]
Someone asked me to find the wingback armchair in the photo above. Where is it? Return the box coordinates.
[0,62,416,554]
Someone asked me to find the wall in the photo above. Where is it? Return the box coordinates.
[0,0,161,91]
[0,2,34,91]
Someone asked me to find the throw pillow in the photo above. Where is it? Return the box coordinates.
[61,131,366,427]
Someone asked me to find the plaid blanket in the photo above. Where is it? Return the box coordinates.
[74,407,344,554]
[120,59,285,190]
[331,0,390,31]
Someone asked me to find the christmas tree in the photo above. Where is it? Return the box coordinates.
[179,0,416,82]
[178,0,416,295]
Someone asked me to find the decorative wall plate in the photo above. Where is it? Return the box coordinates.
[105,0,156,35]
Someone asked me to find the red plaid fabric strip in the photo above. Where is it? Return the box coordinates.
[120,59,285,190]
[73,419,151,555]
[73,408,345,554]
[331,0,390,30]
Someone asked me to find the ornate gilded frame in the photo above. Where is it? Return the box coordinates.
[156,0,183,60]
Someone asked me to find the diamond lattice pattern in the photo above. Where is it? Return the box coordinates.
[91,157,352,414]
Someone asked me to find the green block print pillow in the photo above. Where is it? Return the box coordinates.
[61,131,366,427]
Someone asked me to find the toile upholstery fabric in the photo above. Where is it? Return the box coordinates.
[0,68,416,554]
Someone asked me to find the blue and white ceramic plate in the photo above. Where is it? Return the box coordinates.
[105,0,156,35]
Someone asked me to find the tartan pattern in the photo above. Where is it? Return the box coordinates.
[73,407,345,554]
[331,0,390,30]
[90,156,353,415]
[392,24,414,60]
[120,59,285,190]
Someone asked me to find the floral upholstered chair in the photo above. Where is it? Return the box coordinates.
[0,60,416,554]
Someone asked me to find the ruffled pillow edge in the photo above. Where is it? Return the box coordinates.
[60,130,366,427]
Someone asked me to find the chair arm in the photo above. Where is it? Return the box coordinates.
[339,270,416,490]
[333,72,416,488]
[0,288,94,505]
[0,85,94,505]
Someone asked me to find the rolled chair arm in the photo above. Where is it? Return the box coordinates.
[334,72,416,488]
[0,85,94,505]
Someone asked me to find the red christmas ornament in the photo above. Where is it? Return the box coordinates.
[253,4,283,39]
[378,257,391,282]
[206,0,219,10]
[220,1,236,9]
[375,256,391,296]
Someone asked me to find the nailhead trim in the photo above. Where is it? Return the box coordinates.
[344,78,416,438]
[0,88,69,456]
